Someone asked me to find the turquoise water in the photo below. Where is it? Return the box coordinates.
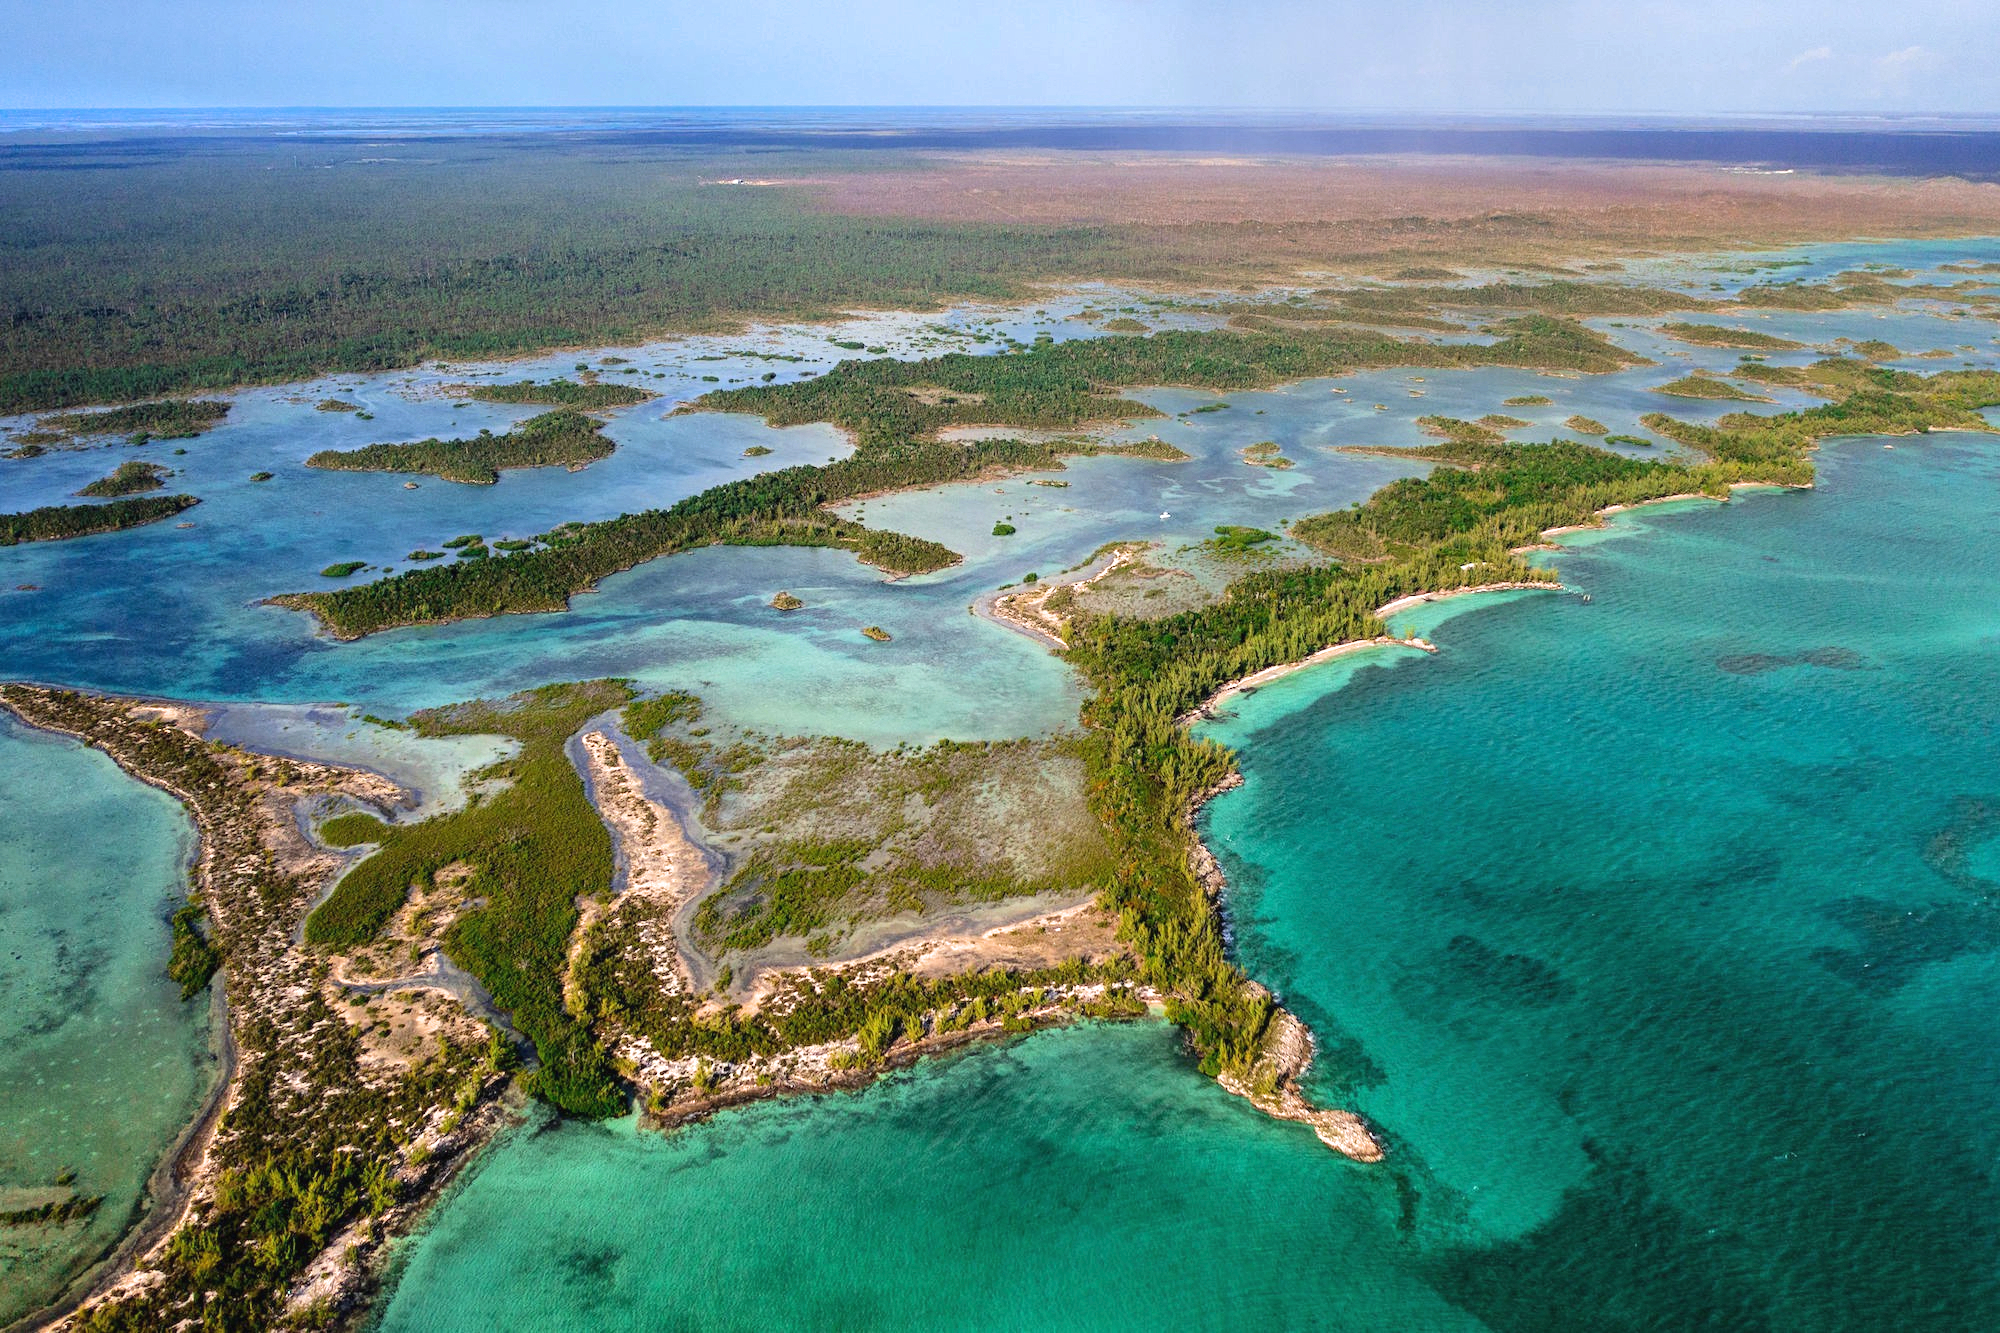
[376,431,2000,1329]
[6,238,2000,1327]
[0,717,216,1325]
[376,1022,1474,1333]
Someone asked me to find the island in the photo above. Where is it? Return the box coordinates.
[2,494,200,545]
[304,409,617,484]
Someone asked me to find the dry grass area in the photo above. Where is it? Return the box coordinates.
[627,704,1115,960]
[799,152,2000,274]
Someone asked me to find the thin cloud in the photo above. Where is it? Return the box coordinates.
[1784,45,1833,74]
[1871,44,1939,93]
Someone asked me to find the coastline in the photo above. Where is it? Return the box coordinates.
[0,712,239,1333]
[0,687,510,1332]
[1159,486,1816,1164]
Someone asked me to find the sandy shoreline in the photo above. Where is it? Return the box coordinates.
[0,687,507,1332]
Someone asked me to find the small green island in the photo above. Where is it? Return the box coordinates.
[1652,375,1772,401]
[76,460,168,497]
[860,625,893,641]
[771,590,804,610]
[465,378,656,408]
[320,561,368,578]
[1658,321,1805,350]
[43,399,230,444]
[305,409,616,484]
[1,494,200,545]
[1240,441,1294,468]
[1565,414,1610,433]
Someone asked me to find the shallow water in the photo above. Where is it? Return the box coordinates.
[0,717,216,1326]
[377,427,2000,1329]
[7,238,2000,1327]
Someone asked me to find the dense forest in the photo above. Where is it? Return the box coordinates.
[1,493,198,544]
[305,409,617,483]
[0,139,1146,412]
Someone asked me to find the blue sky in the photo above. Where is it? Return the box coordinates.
[2,0,1994,113]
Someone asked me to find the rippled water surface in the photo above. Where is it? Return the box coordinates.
[6,238,2000,1327]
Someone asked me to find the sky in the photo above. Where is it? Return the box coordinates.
[1,0,1996,115]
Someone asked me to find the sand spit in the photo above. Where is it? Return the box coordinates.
[980,543,1143,648]
[572,731,712,1005]
[1219,1007,1385,1161]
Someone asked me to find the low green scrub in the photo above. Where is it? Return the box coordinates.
[467,378,654,408]
[1,494,198,545]
[77,460,168,497]
[1206,525,1278,554]
[305,409,614,484]
[305,681,633,1118]
[45,399,229,442]
[1652,376,1770,402]
[167,903,221,999]
[1658,322,1804,351]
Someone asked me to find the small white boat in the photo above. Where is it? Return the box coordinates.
[1160,511,1172,520]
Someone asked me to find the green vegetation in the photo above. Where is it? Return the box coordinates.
[1658,322,1804,351]
[771,590,803,610]
[166,903,221,999]
[278,435,1161,637]
[319,561,367,578]
[305,409,615,484]
[278,319,1646,638]
[1206,525,1278,555]
[248,471,273,482]
[861,626,893,642]
[1416,415,1506,447]
[992,521,1017,536]
[466,378,655,408]
[442,533,482,549]
[1478,414,1530,429]
[308,681,633,1117]
[1503,394,1553,406]
[0,137,1193,413]
[1239,441,1293,469]
[697,317,1641,448]
[742,444,774,457]
[316,398,361,412]
[1605,434,1653,448]
[77,460,168,497]
[44,399,229,442]
[1103,318,1148,333]
[407,549,444,561]
[1,494,198,545]
[1190,402,1230,414]
[1652,375,1771,402]
[1565,415,1609,434]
